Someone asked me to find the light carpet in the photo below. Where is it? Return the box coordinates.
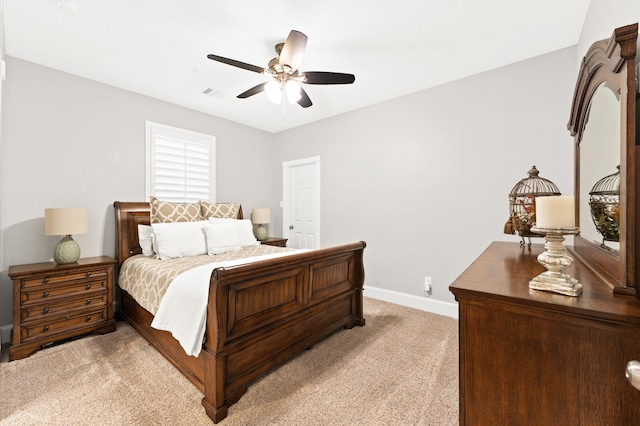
[0,297,459,425]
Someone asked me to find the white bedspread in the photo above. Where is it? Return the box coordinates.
[150,250,306,357]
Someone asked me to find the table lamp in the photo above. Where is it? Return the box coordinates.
[251,208,271,241]
[45,208,88,264]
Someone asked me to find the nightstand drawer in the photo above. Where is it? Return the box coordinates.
[20,267,108,289]
[21,293,108,322]
[20,306,108,342]
[20,278,107,305]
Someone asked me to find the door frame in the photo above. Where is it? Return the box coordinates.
[282,156,321,248]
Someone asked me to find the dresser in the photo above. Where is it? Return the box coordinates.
[449,241,640,425]
[9,256,117,361]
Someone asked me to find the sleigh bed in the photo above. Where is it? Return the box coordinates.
[113,201,366,423]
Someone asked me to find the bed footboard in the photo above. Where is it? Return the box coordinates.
[201,241,366,423]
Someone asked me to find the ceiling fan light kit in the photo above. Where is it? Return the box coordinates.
[265,79,301,104]
[207,30,355,109]
[285,80,302,104]
[265,80,283,103]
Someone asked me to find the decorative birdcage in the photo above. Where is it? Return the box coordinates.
[589,165,620,244]
[504,165,561,246]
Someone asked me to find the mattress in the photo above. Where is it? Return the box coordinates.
[118,244,294,316]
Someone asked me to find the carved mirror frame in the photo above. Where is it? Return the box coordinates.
[567,23,638,295]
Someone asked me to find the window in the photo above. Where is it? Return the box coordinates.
[145,121,216,203]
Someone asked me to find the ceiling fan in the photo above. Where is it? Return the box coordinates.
[207,30,355,108]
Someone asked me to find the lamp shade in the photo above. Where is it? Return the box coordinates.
[45,208,88,236]
[251,208,271,224]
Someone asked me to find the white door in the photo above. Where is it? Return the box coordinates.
[282,157,320,249]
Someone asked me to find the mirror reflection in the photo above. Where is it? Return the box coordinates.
[579,82,620,251]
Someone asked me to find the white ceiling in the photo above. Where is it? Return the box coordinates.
[3,0,591,133]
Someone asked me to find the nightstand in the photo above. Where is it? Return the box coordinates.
[9,256,117,361]
[260,237,288,247]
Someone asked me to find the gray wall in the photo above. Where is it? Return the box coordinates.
[0,57,277,331]
[578,0,640,58]
[0,46,595,334]
[274,47,577,303]
[1,0,638,336]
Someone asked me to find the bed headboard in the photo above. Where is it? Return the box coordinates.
[113,201,243,267]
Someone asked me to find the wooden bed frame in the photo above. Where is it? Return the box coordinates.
[113,201,366,423]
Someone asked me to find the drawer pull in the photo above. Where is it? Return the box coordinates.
[85,315,91,321]
[66,315,71,320]
[85,299,91,305]
[85,271,91,277]
[43,277,50,284]
[43,308,49,314]
[43,291,49,297]
[43,325,49,332]
[626,361,640,390]
[86,284,91,290]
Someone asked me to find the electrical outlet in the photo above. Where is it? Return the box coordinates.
[423,276,432,297]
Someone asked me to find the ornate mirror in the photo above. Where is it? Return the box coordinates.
[567,23,638,295]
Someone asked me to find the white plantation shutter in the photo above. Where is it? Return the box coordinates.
[146,121,216,203]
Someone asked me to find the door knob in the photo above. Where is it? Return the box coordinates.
[289,225,294,230]
[626,360,640,390]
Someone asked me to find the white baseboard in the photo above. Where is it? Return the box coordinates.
[364,286,459,319]
[1,324,12,345]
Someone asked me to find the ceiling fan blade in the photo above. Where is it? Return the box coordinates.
[207,54,271,75]
[302,71,355,85]
[237,82,268,99]
[297,87,313,108]
[279,30,307,71]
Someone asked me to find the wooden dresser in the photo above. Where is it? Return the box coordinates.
[9,256,117,361]
[450,241,640,425]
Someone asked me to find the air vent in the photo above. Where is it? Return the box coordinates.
[201,88,225,99]
[50,0,78,15]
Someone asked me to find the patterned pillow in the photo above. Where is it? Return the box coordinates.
[201,201,241,219]
[150,197,203,223]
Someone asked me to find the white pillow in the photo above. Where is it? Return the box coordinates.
[138,224,154,256]
[208,218,258,247]
[236,219,259,247]
[150,220,208,260]
[203,221,242,255]
[207,218,236,224]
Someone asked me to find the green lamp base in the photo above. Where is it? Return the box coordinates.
[53,235,81,264]
[256,224,268,241]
